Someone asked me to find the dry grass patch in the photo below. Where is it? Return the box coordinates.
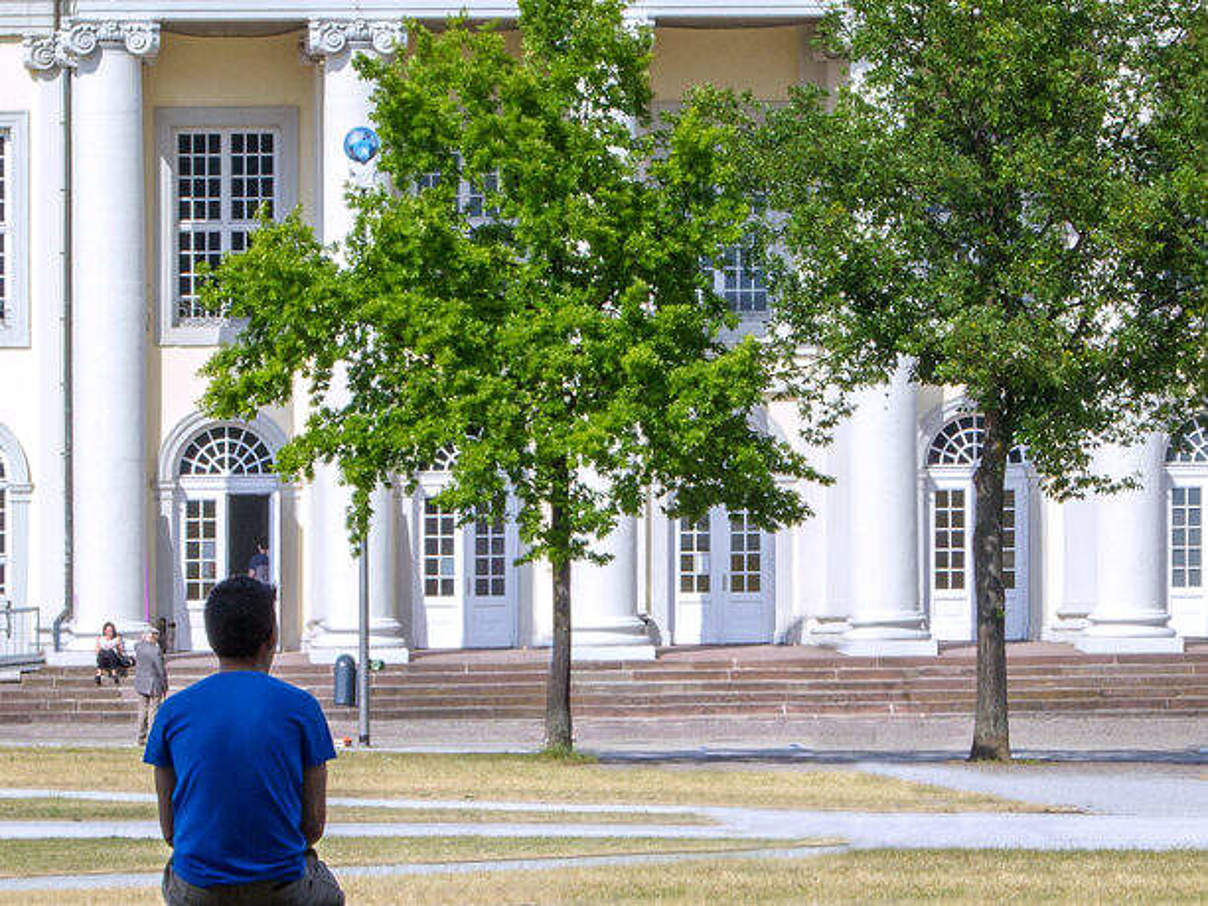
[327,752,1039,812]
[0,849,1200,905]
[0,748,1043,812]
[331,849,1208,904]
[0,835,796,879]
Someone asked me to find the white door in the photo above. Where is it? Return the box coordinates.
[674,508,774,644]
[674,515,712,644]
[929,481,971,641]
[419,498,463,648]
[928,479,1029,641]
[464,514,518,648]
[720,510,775,642]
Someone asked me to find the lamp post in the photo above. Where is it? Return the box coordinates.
[345,125,380,747]
[358,537,370,746]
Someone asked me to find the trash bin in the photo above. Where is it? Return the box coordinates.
[333,654,356,706]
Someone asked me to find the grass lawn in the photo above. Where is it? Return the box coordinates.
[0,748,1047,812]
[0,798,713,826]
[0,835,810,878]
[0,850,1200,904]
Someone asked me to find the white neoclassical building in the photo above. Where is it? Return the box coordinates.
[0,2,1200,665]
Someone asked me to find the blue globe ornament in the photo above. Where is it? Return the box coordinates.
[343,127,381,164]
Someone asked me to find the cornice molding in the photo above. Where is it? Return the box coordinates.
[306,19,405,58]
[23,20,160,71]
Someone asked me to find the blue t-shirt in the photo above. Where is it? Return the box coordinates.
[143,671,336,887]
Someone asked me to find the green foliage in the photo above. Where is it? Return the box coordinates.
[200,0,813,564]
[755,0,1205,497]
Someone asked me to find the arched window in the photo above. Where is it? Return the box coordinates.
[179,425,274,476]
[429,446,457,473]
[926,414,1027,466]
[1166,416,1207,593]
[1166,416,1208,464]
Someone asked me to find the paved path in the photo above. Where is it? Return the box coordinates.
[10,714,1207,759]
[859,762,1208,817]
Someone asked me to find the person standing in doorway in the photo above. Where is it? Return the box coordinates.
[134,628,168,746]
[247,539,271,585]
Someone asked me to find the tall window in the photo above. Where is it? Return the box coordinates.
[175,129,277,321]
[157,108,296,343]
[718,245,767,313]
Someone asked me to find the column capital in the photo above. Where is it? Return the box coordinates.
[306,19,405,59]
[23,20,160,72]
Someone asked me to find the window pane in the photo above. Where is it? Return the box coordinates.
[933,490,967,591]
[678,517,711,597]
[1171,487,1203,589]
[423,501,456,598]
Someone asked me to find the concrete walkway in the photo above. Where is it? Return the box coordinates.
[10,714,1207,760]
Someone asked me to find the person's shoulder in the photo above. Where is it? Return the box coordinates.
[264,674,325,711]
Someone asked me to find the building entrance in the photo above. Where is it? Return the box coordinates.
[227,494,271,581]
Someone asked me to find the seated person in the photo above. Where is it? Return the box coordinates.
[95,622,129,685]
[143,577,343,905]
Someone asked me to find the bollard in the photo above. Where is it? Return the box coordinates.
[333,654,357,707]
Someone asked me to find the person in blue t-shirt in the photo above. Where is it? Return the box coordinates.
[144,576,343,905]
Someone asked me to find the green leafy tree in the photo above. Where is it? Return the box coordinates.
[755,0,1205,760]
[199,0,813,751]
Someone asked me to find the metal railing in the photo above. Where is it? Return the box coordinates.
[0,601,43,664]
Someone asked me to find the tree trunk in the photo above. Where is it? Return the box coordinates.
[544,464,573,752]
[970,405,1011,761]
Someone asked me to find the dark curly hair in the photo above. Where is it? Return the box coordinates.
[205,576,276,659]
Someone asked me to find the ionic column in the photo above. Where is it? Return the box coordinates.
[839,360,937,655]
[52,22,159,648]
[1077,435,1182,653]
[305,20,408,662]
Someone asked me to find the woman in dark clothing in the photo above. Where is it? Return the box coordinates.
[95,621,130,685]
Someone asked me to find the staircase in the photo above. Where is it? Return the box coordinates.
[1,645,1204,724]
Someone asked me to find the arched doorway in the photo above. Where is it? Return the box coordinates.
[924,413,1032,641]
[159,416,285,651]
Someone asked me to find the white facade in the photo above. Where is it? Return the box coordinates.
[0,2,1200,662]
